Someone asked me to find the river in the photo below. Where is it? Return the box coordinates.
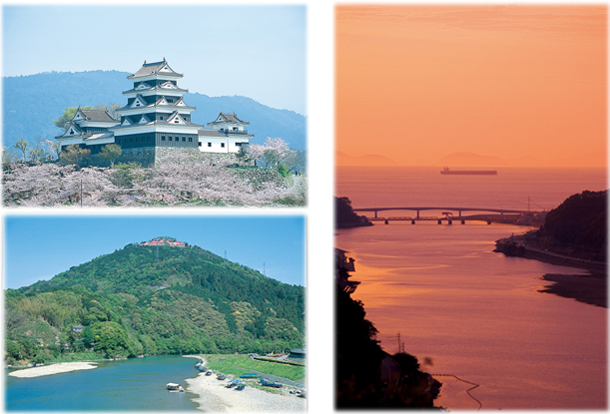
[335,166,607,409]
[5,355,200,411]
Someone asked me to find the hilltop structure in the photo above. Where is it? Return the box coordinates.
[55,58,253,166]
[139,237,186,247]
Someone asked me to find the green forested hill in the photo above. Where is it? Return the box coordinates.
[5,239,304,364]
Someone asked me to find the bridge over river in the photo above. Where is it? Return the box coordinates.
[353,206,544,225]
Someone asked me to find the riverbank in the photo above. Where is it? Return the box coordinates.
[7,361,98,378]
[185,371,305,412]
[495,235,607,308]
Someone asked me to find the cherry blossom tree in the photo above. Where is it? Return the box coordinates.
[2,148,304,207]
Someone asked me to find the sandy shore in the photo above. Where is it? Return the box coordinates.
[8,361,98,378]
[185,371,305,412]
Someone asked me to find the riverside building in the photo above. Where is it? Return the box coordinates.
[55,58,253,166]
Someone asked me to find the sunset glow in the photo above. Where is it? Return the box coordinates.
[336,5,607,168]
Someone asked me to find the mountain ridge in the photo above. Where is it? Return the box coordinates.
[3,70,306,149]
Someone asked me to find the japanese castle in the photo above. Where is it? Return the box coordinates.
[56,58,253,165]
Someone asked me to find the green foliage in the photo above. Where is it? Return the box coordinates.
[13,138,30,161]
[277,162,289,177]
[99,144,122,167]
[6,240,304,364]
[93,321,130,358]
[205,354,305,381]
[61,145,91,167]
[110,162,143,188]
[54,106,92,131]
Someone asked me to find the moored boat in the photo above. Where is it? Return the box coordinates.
[260,379,283,388]
[239,372,259,379]
[236,383,245,390]
[226,379,239,388]
[166,383,184,392]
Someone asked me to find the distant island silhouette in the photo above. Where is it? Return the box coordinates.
[336,151,606,169]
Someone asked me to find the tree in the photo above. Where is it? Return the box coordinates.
[94,103,122,121]
[2,146,18,165]
[44,139,62,161]
[282,149,306,174]
[61,145,91,167]
[99,144,122,167]
[13,138,29,161]
[54,107,85,131]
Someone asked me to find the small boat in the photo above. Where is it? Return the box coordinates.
[216,373,227,380]
[205,371,212,376]
[196,365,207,372]
[236,383,245,390]
[226,379,239,388]
[260,379,283,388]
[239,372,259,379]
[166,383,184,392]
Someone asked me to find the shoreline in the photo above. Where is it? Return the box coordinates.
[495,236,607,308]
[182,355,305,412]
[7,361,98,378]
[184,371,305,412]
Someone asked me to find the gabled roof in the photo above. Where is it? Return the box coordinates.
[56,122,90,139]
[61,122,85,137]
[128,58,182,79]
[206,112,249,127]
[72,108,118,124]
[166,111,187,125]
[130,95,148,109]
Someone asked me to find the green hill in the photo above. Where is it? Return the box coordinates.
[5,238,304,364]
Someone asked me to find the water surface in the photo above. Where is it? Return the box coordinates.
[5,355,199,411]
[336,166,607,409]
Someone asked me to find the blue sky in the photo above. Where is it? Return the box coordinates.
[4,215,305,289]
[2,5,306,115]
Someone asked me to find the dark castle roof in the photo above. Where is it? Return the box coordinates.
[128,58,182,79]
[78,109,117,123]
[207,112,249,127]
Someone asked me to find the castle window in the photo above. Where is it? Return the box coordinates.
[169,136,172,141]
[207,142,211,147]
[221,143,225,148]
[162,136,166,141]
[189,138,193,142]
[198,142,202,147]
[182,137,186,142]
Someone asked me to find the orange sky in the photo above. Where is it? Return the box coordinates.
[336,5,607,167]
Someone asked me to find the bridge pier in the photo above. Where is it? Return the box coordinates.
[375,211,378,219]
[385,219,389,225]
[417,210,420,219]
[411,219,415,225]
[437,219,442,225]
[448,219,452,225]
[461,220,465,225]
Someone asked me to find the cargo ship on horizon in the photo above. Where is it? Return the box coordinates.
[441,167,497,175]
